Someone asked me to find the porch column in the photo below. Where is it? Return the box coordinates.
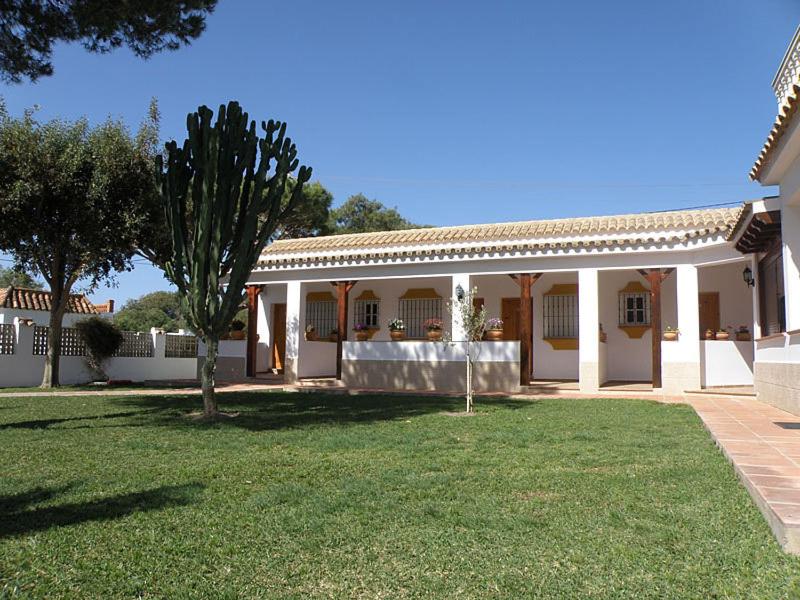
[245,285,262,378]
[451,274,471,341]
[641,268,676,389]
[334,281,356,380]
[510,273,540,386]
[662,265,701,393]
[751,254,762,340]
[578,268,601,392]
[782,204,800,331]
[284,281,301,384]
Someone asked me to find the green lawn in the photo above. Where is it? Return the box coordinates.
[1,392,799,598]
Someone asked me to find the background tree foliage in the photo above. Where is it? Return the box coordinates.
[0,104,156,386]
[329,193,424,234]
[113,291,188,333]
[0,266,43,289]
[0,0,218,83]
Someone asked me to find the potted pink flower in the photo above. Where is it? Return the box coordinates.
[485,318,504,341]
[423,318,443,341]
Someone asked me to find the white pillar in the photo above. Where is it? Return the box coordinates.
[284,281,302,384]
[751,254,762,340]
[663,264,701,392]
[578,268,600,392]
[782,204,800,331]
[451,273,471,342]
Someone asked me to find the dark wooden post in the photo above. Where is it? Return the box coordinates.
[245,285,262,378]
[334,281,356,380]
[510,273,541,386]
[639,269,673,389]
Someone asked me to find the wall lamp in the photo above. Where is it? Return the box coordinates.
[455,284,465,301]
[743,266,755,288]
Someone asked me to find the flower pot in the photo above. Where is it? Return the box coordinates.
[663,331,678,341]
[599,331,607,343]
[229,330,245,340]
[390,330,406,341]
[304,331,316,341]
[355,331,369,341]
[329,333,338,343]
[426,330,442,341]
[736,332,751,342]
[715,331,730,341]
[704,329,715,340]
[485,329,503,341]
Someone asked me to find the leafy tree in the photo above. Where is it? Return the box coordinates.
[329,193,423,234]
[0,0,218,83]
[113,291,188,333]
[0,105,156,386]
[0,266,43,289]
[152,101,310,418]
[75,316,123,381]
[274,180,333,239]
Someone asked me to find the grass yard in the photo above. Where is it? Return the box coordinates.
[1,392,799,598]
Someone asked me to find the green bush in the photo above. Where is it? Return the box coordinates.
[75,317,124,381]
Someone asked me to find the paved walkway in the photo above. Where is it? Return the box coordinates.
[0,381,285,398]
[690,395,800,554]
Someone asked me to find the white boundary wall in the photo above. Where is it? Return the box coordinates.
[0,321,198,387]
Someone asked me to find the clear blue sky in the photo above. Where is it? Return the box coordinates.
[2,0,798,306]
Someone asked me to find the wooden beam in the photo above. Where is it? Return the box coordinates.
[645,269,663,389]
[334,281,356,380]
[245,285,263,378]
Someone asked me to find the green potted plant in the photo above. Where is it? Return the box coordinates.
[353,322,370,341]
[388,318,406,341]
[485,317,503,341]
[229,318,246,340]
[424,318,443,341]
[663,326,679,341]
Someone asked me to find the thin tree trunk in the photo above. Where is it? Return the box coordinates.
[41,294,67,388]
[466,342,473,413]
[201,337,219,418]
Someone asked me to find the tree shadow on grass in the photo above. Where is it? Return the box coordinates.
[118,392,536,432]
[0,407,167,430]
[0,483,205,538]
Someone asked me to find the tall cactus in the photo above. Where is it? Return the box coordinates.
[156,101,311,417]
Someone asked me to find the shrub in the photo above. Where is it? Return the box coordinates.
[75,317,124,381]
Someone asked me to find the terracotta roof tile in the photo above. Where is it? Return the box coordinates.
[0,287,99,314]
[259,206,742,266]
[750,83,800,181]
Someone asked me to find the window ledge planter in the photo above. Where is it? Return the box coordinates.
[354,330,369,342]
[426,330,443,341]
[736,332,752,341]
[715,331,730,341]
[663,331,678,341]
[390,330,406,341]
[485,329,503,341]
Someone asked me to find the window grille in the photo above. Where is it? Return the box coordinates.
[398,297,442,339]
[618,291,651,326]
[354,299,380,328]
[114,331,154,358]
[0,324,15,355]
[165,334,197,358]
[543,294,578,338]
[306,300,337,337]
[33,326,86,356]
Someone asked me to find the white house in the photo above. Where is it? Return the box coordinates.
[238,29,800,414]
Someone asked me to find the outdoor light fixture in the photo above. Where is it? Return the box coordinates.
[743,266,755,288]
[455,284,465,301]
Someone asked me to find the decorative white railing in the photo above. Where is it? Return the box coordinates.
[113,331,154,358]
[0,324,15,355]
[165,334,198,358]
[33,326,86,356]
[773,27,800,105]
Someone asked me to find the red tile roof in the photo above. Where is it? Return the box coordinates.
[0,287,99,314]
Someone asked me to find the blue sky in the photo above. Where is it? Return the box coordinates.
[2,0,799,305]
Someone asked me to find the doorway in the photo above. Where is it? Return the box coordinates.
[271,303,286,372]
